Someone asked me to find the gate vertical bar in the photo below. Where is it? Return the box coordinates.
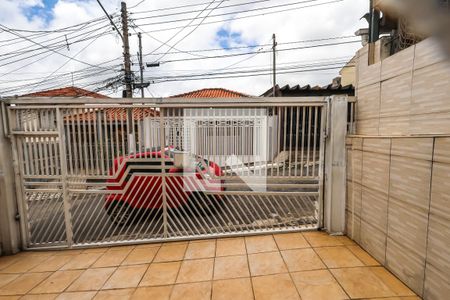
[159,107,168,238]
[318,102,328,229]
[56,108,73,246]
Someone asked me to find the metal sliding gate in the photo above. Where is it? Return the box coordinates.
[3,97,327,249]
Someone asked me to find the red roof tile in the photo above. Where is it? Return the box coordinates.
[170,88,252,98]
[21,87,109,98]
[64,107,159,122]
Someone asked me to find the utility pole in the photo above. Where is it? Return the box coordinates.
[272,33,277,97]
[121,1,133,98]
[137,32,144,98]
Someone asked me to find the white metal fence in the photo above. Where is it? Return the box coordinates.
[3,97,328,249]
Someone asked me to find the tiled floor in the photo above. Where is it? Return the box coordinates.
[0,232,421,300]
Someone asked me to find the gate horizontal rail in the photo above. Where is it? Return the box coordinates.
[3,97,328,249]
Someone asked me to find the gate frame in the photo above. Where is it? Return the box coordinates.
[4,96,333,250]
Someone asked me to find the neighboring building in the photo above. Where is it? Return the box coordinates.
[21,86,109,99]
[261,82,354,97]
[170,88,251,98]
[346,1,450,299]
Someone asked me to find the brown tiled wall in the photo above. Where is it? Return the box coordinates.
[355,38,450,136]
[346,137,450,300]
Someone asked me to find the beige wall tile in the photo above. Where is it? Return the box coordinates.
[385,238,425,296]
[358,54,381,88]
[352,138,363,150]
[414,38,448,69]
[389,156,432,211]
[346,181,362,217]
[346,210,361,244]
[381,45,414,81]
[411,61,450,115]
[362,152,390,195]
[430,162,450,219]
[423,263,450,300]
[361,187,388,233]
[434,137,450,164]
[360,221,386,265]
[391,138,433,161]
[357,83,381,120]
[380,73,412,118]
[356,118,379,135]
[425,214,450,275]
[410,111,450,135]
[378,115,411,136]
[363,138,391,155]
[351,150,363,184]
[387,198,428,258]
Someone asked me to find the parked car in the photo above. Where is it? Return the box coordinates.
[105,147,224,225]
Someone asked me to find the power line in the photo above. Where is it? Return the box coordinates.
[133,0,318,25]
[0,24,117,71]
[153,40,360,64]
[152,0,227,63]
[130,0,270,18]
[136,0,343,34]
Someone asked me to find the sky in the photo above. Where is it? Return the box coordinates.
[0,0,369,97]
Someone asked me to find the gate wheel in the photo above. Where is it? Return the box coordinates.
[106,201,133,226]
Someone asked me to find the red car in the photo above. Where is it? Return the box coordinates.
[105,147,224,225]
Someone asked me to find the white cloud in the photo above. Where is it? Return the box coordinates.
[0,0,369,97]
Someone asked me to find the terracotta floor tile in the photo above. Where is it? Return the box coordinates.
[291,270,348,300]
[212,278,253,300]
[315,246,365,268]
[82,248,109,254]
[216,238,246,257]
[336,236,357,245]
[1,255,46,273]
[66,267,116,291]
[122,247,158,266]
[21,294,58,299]
[364,297,421,300]
[0,296,20,300]
[176,258,214,284]
[134,243,162,249]
[139,262,181,287]
[132,286,172,300]
[0,272,51,295]
[281,248,326,272]
[370,267,416,296]
[273,233,310,250]
[252,273,300,300]
[30,270,83,294]
[55,291,97,300]
[331,267,415,299]
[0,257,19,272]
[30,256,73,272]
[245,236,278,254]
[153,244,187,263]
[102,264,148,290]
[302,232,345,247]
[60,253,102,270]
[51,250,84,257]
[214,255,249,280]
[170,282,211,300]
[0,275,19,289]
[94,288,135,300]
[184,241,216,260]
[92,249,131,268]
[248,251,287,276]
[346,245,380,266]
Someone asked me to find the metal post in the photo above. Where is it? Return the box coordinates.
[272,33,277,97]
[159,108,168,238]
[0,102,21,254]
[323,96,348,234]
[138,32,144,99]
[56,108,74,246]
[121,1,133,98]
